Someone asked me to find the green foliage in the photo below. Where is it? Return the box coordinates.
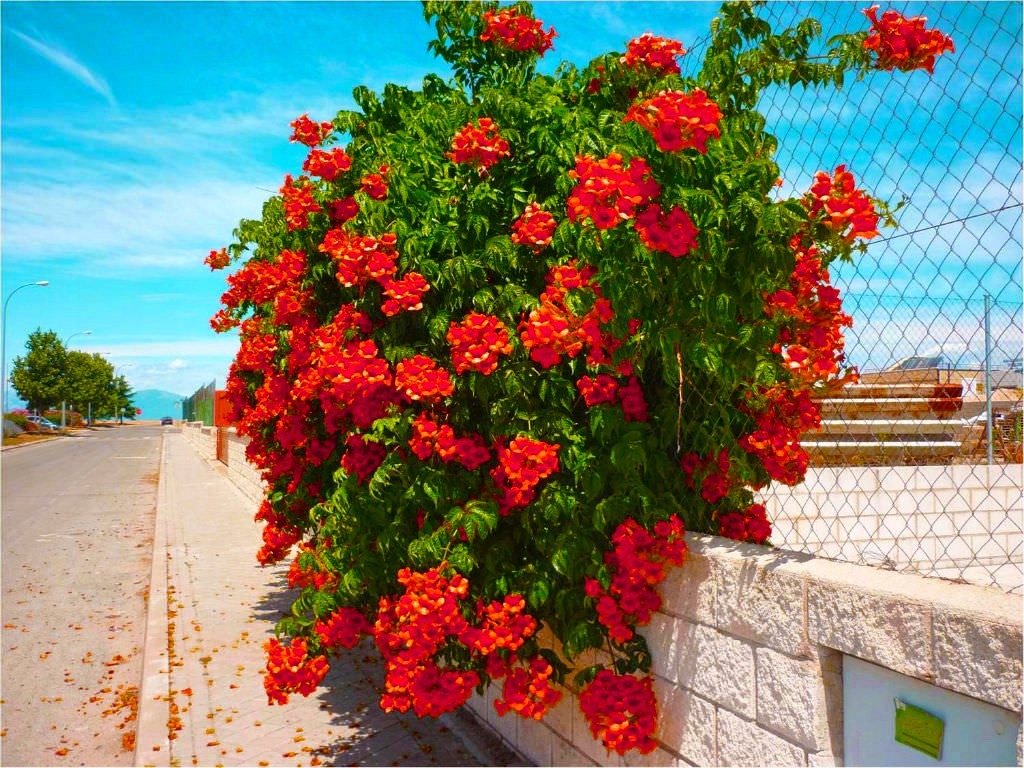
[10,330,68,413]
[215,0,900,725]
[9,330,126,417]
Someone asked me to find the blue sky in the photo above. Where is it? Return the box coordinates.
[2,2,1021,408]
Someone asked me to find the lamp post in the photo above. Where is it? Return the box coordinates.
[61,330,93,428]
[1,280,49,429]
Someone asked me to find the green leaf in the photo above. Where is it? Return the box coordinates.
[573,664,603,689]
[527,577,551,609]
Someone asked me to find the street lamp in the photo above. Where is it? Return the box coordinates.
[1,280,49,429]
[61,330,93,428]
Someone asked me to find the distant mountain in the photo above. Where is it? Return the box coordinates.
[131,389,185,420]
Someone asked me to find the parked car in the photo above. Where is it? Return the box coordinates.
[160,416,174,426]
[25,415,59,432]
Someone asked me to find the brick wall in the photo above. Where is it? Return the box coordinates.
[178,422,1022,766]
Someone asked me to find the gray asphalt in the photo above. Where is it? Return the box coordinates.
[1,424,163,766]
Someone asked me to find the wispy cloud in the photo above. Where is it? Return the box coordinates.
[2,175,274,273]
[81,339,239,358]
[0,90,344,275]
[10,28,116,107]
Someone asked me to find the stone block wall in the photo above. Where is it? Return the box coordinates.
[177,422,1022,765]
[223,429,264,504]
[181,422,264,504]
[182,421,216,462]
[465,535,1022,766]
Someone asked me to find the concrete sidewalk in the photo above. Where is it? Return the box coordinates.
[135,431,525,767]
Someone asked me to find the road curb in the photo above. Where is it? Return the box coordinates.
[133,433,172,766]
[0,434,67,451]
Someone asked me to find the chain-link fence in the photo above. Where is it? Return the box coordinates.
[183,380,216,426]
[690,2,1023,592]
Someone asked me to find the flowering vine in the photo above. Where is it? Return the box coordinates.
[862,5,955,74]
[212,0,950,757]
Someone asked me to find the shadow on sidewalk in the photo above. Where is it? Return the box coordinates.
[249,573,526,766]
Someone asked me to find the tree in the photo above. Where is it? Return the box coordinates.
[10,329,67,413]
[111,375,136,422]
[66,351,116,420]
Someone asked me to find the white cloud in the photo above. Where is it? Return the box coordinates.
[2,176,273,272]
[10,28,116,107]
[80,339,238,358]
[0,88,351,276]
[74,340,239,396]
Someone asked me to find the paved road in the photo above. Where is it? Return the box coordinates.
[1,424,165,766]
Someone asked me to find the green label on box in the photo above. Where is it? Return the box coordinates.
[895,698,944,760]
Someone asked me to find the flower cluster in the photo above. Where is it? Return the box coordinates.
[490,436,561,514]
[382,272,430,316]
[577,373,618,406]
[863,5,954,75]
[519,262,614,368]
[319,229,398,289]
[480,7,555,55]
[374,566,546,720]
[579,670,658,755]
[280,175,321,231]
[584,515,687,642]
[328,196,360,223]
[617,375,649,422]
[263,637,330,705]
[577,373,647,421]
[717,502,772,545]
[341,434,388,483]
[394,355,454,403]
[447,313,514,375]
[409,414,492,470]
[766,236,856,387]
[624,89,723,154]
[461,594,537,656]
[315,606,373,650]
[634,203,700,257]
[303,147,352,181]
[511,203,557,252]
[621,33,687,75]
[289,113,332,146]
[804,165,880,243]
[360,165,389,200]
[680,449,735,504]
[205,247,231,270]
[566,153,661,230]
[435,427,493,471]
[374,566,479,718]
[448,118,511,170]
[739,386,819,486]
[255,499,302,565]
[493,655,562,720]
